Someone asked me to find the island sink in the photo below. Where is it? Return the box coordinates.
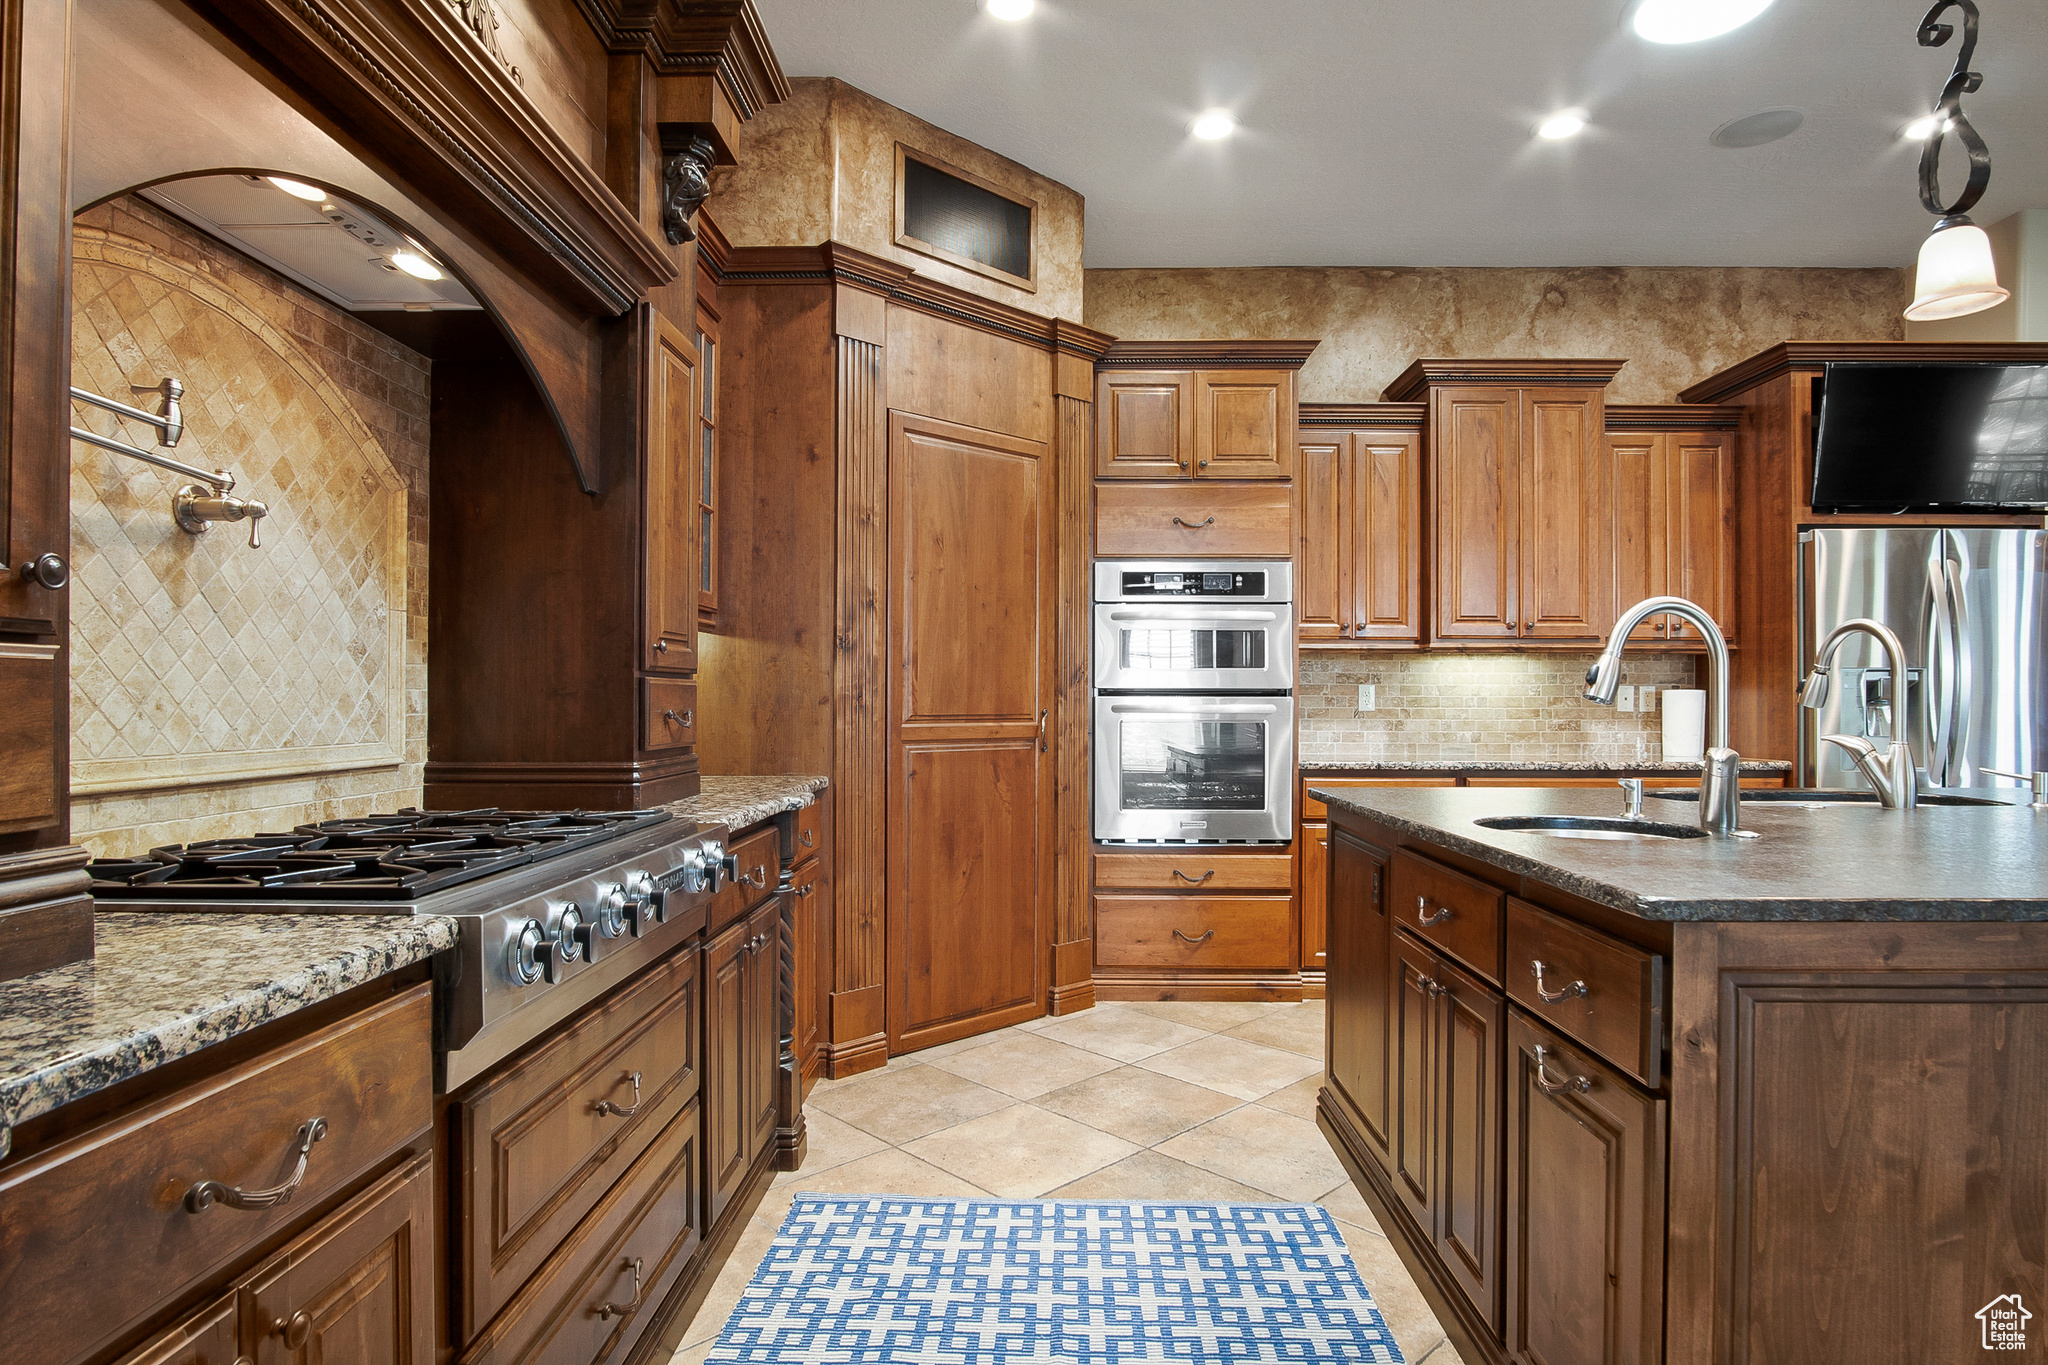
[1472,814,1708,840]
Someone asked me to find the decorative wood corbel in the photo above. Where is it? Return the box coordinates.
[659,131,717,245]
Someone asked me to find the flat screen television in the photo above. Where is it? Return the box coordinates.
[1811,362,2048,512]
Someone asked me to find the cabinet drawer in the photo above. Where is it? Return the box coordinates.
[1505,899,1665,1088]
[1095,895,1295,969]
[1094,851,1292,892]
[0,984,432,1365]
[792,799,824,866]
[712,824,781,934]
[1387,849,1503,983]
[1095,482,1292,558]
[1302,776,1458,821]
[455,951,699,1339]
[642,680,697,753]
[459,1100,702,1365]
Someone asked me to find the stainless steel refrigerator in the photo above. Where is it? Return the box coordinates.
[1799,527,2048,791]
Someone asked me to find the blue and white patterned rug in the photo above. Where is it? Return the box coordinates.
[704,1196,1405,1362]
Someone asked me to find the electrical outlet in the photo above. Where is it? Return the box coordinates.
[1617,685,1636,712]
[1357,684,1377,712]
[1641,687,1659,714]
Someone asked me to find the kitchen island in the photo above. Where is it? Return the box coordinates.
[1313,784,2048,1365]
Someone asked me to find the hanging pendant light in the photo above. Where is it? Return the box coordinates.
[1905,1,2009,322]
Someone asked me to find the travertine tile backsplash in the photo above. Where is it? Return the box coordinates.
[68,197,430,857]
[1299,651,1701,765]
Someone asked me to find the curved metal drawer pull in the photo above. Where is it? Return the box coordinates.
[185,1116,328,1213]
[663,708,693,728]
[1532,1045,1593,1096]
[746,865,769,889]
[1171,515,1216,530]
[594,1070,643,1119]
[1171,868,1215,885]
[1172,928,1216,945]
[595,1257,645,1321]
[1415,895,1454,927]
[800,828,815,848]
[1531,960,1588,1004]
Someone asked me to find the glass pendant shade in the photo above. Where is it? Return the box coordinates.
[1906,221,2011,321]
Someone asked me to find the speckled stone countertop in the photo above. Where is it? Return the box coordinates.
[0,913,456,1153]
[663,775,828,833]
[1298,758,1794,774]
[1312,785,2048,922]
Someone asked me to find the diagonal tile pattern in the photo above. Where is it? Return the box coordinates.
[668,998,1464,1365]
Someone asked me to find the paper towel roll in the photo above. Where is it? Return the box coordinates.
[1662,689,1707,761]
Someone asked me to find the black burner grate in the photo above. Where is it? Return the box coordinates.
[86,807,671,901]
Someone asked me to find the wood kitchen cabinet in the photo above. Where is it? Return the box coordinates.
[1324,829,1390,1163]
[646,311,701,674]
[704,897,782,1230]
[1606,407,1739,648]
[1094,342,1316,481]
[1093,847,1300,1000]
[1385,361,1624,647]
[1296,408,1424,645]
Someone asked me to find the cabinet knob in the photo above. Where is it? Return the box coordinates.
[16,552,67,589]
[1198,459,1209,469]
[274,1311,311,1350]
[1178,459,1189,470]
[654,639,668,654]
[1523,620,1534,631]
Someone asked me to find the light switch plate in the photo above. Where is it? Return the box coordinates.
[1357,684,1377,712]
[1617,685,1636,712]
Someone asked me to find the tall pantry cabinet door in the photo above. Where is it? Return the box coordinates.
[1195,370,1294,478]
[1096,370,1194,478]
[1295,434,1348,641]
[644,309,699,672]
[1430,389,1520,642]
[1664,431,1735,647]
[1608,433,1667,642]
[1518,389,1610,641]
[1348,432,1423,644]
[887,413,1052,1051]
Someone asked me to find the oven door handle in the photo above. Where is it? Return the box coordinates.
[1103,701,1282,718]
[1105,607,1283,623]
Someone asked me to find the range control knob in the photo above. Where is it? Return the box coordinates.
[536,904,584,981]
[594,883,629,940]
[621,870,661,934]
[683,842,724,895]
[508,918,546,987]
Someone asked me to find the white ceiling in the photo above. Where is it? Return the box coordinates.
[752,0,2048,269]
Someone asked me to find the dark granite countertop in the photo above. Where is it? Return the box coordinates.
[0,912,456,1155]
[1311,785,2048,922]
[1299,758,1794,774]
[662,775,828,834]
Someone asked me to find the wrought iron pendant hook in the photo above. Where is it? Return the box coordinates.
[1915,0,1990,220]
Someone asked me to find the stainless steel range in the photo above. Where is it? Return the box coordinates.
[85,808,732,1088]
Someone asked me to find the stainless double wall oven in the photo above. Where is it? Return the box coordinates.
[1093,560,1295,843]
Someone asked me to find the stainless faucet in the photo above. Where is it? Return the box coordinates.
[1585,596,1742,837]
[1800,618,1919,810]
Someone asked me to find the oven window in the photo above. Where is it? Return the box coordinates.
[1119,628,1267,672]
[1118,720,1267,810]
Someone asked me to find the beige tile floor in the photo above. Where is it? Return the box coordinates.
[668,998,1465,1365]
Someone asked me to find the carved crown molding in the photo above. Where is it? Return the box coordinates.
[1603,403,1743,431]
[1677,341,2048,404]
[1383,357,1628,401]
[1097,340,1320,371]
[572,0,790,118]
[1297,402,1427,429]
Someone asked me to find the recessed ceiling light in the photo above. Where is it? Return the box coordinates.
[984,0,1033,19]
[1190,109,1237,141]
[265,176,328,202]
[1902,113,1947,140]
[1632,0,1775,44]
[389,249,444,281]
[1536,110,1587,140]
[1709,107,1805,149]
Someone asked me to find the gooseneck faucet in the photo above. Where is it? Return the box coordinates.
[1584,596,1742,837]
[1799,618,1919,810]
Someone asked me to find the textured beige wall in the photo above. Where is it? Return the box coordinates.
[1300,653,1699,766]
[69,198,429,858]
[714,78,1085,321]
[1085,266,1908,404]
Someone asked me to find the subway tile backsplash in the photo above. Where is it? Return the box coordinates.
[1298,651,1701,766]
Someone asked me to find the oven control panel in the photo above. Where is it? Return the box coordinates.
[1120,570,1263,597]
[1095,559,1293,604]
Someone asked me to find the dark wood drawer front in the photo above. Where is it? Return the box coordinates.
[1095,895,1295,969]
[1505,899,1665,1088]
[713,824,781,934]
[642,680,697,753]
[792,800,823,866]
[0,984,432,1365]
[455,952,699,1340]
[1094,851,1292,892]
[459,1100,702,1365]
[1388,849,1504,984]
[1095,482,1293,558]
